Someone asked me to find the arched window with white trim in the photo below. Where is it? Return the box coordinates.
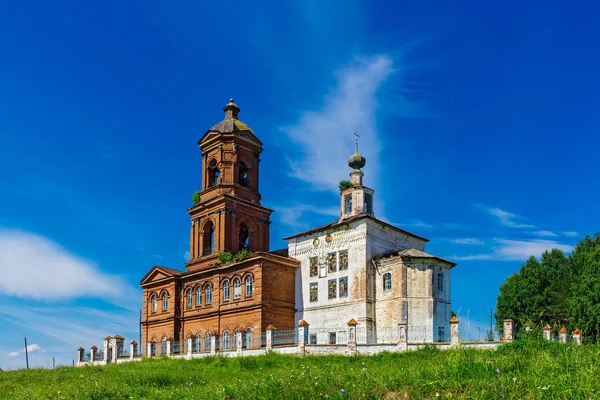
[383,273,392,291]
[245,276,253,297]
[223,280,230,301]
[151,295,157,313]
[194,333,201,352]
[223,330,230,350]
[196,287,202,306]
[162,292,168,311]
[233,278,241,299]
[245,327,252,348]
[233,328,239,349]
[205,284,213,304]
[186,289,193,309]
[204,332,211,352]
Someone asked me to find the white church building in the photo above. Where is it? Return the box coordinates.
[285,140,456,344]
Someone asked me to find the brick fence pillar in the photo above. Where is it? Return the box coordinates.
[503,319,514,342]
[266,325,276,351]
[347,319,357,355]
[397,323,408,352]
[77,347,84,365]
[559,327,568,343]
[450,316,460,348]
[130,341,137,360]
[147,341,154,357]
[298,320,309,355]
[211,332,219,354]
[166,338,172,357]
[572,329,582,345]
[90,345,97,364]
[236,330,243,356]
[543,325,552,341]
[102,337,110,364]
[187,336,193,358]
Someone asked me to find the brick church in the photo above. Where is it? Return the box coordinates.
[140,99,299,351]
[140,99,455,350]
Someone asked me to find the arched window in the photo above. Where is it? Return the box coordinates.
[233,328,239,349]
[245,276,253,297]
[196,287,202,306]
[205,332,211,352]
[161,336,167,355]
[244,327,252,348]
[208,159,220,187]
[437,271,444,292]
[222,330,230,350]
[194,333,201,353]
[162,292,168,311]
[223,280,231,301]
[344,194,352,214]
[238,224,249,251]
[203,221,215,255]
[186,289,193,309]
[238,162,249,187]
[205,284,213,304]
[233,278,241,299]
[383,273,392,291]
[151,295,157,313]
[364,193,372,213]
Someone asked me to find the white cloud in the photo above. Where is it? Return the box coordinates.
[475,204,535,229]
[276,203,340,229]
[452,238,573,261]
[452,238,485,245]
[183,251,190,261]
[0,229,137,303]
[281,55,395,193]
[7,343,45,357]
[532,230,558,237]
[397,219,436,229]
[563,231,579,237]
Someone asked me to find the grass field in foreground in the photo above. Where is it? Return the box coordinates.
[1,340,599,399]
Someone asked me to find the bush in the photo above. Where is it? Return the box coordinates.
[338,180,351,192]
[234,249,251,261]
[192,190,201,205]
[218,252,233,263]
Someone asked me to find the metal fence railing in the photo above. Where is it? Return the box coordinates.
[308,328,347,345]
[172,341,182,355]
[375,327,400,344]
[93,351,104,361]
[408,326,434,343]
[273,330,297,346]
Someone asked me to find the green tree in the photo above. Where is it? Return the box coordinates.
[568,234,600,341]
[495,249,571,332]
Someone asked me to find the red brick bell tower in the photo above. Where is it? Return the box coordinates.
[186,99,272,272]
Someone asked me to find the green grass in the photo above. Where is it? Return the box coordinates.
[1,341,599,399]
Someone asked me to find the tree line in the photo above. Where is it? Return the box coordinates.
[495,234,600,341]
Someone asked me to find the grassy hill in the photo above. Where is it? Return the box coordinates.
[1,340,599,399]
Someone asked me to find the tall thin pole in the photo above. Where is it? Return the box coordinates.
[24,337,29,370]
[139,309,142,355]
[489,308,493,341]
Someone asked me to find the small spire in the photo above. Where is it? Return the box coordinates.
[223,98,240,119]
[348,131,366,170]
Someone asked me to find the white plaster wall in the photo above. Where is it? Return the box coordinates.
[366,219,427,258]
[288,220,370,329]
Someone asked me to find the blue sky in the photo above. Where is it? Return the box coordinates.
[1,0,599,368]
